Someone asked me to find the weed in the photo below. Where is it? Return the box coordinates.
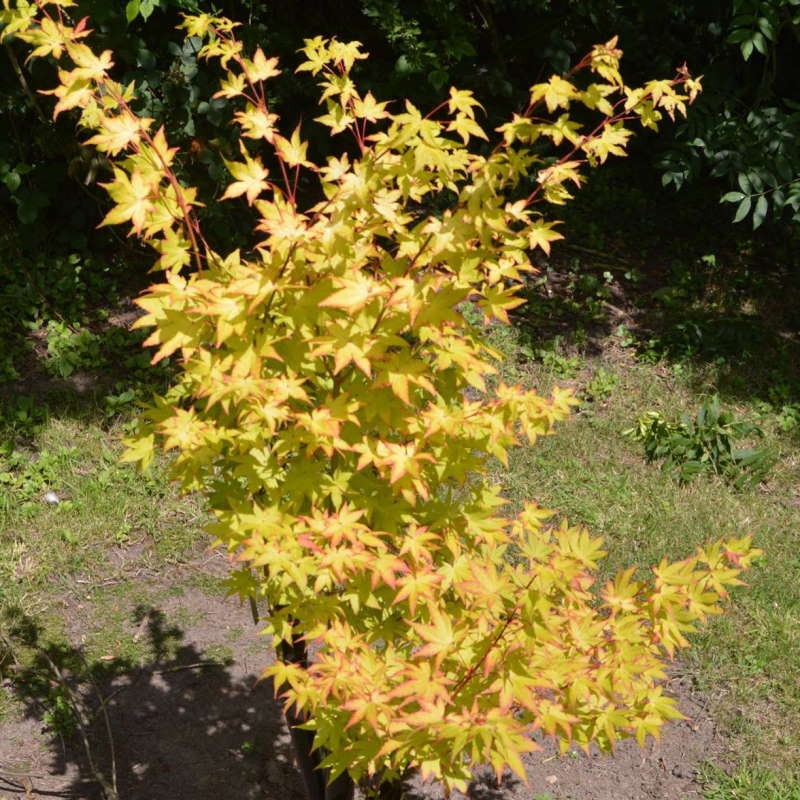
[614,323,637,349]
[624,396,772,488]
[582,368,619,404]
[754,380,800,433]
[44,320,102,379]
[0,396,48,444]
[0,443,79,517]
[535,337,582,379]
[240,739,256,755]
[775,403,800,433]
[102,386,139,419]
[41,689,79,737]
[203,643,235,666]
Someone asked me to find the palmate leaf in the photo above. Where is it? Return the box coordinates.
[86,110,150,154]
[221,145,270,204]
[99,168,155,232]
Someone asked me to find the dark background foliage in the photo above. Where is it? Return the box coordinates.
[5,0,800,235]
[3,0,800,382]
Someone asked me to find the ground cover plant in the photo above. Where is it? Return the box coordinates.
[624,395,772,488]
[0,3,768,799]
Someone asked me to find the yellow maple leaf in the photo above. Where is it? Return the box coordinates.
[274,125,315,169]
[86,111,151,155]
[530,75,579,113]
[319,275,389,313]
[243,47,281,83]
[221,146,270,205]
[234,104,279,141]
[99,168,155,233]
[413,608,455,666]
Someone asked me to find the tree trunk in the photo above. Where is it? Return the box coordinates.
[276,634,355,800]
[359,772,408,800]
[374,778,406,800]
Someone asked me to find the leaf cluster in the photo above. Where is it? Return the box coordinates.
[624,396,772,488]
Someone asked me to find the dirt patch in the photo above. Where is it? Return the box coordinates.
[1,583,724,800]
[403,671,721,800]
[503,681,719,799]
[0,583,302,800]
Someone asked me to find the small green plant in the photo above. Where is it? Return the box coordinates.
[41,688,79,736]
[613,323,637,349]
[774,403,800,433]
[624,396,771,488]
[44,320,102,379]
[535,337,582,378]
[582,367,619,403]
[760,381,800,433]
[0,443,77,517]
[102,385,140,419]
[240,739,257,755]
[0,395,48,441]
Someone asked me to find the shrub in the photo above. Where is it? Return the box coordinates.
[1,4,761,798]
[625,395,772,488]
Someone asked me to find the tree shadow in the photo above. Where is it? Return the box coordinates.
[0,605,303,800]
[464,769,522,800]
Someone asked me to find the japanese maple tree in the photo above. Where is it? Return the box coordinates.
[0,3,760,798]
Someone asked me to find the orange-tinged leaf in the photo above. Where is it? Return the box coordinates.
[86,111,151,154]
[242,47,281,82]
[221,146,270,204]
[319,276,389,313]
[274,124,315,169]
[99,168,155,233]
[413,609,454,665]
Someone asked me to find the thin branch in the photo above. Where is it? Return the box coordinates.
[449,572,537,699]
[37,649,118,800]
[4,43,49,124]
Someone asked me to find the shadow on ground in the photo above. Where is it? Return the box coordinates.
[0,605,303,800]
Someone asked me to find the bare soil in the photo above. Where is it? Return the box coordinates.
[0,569,726,800]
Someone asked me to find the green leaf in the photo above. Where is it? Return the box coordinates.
[429,69,448,90]
[395,54,412,75]
[720,191,745,203]
[139,0,157,21]
[757,16,776,40]
[726,29,751,44]
[733,196,752,223]
[3,171,21,193]
[752,194,768,229]
[125,0,140,23]
[737,173,751,193]
[16,196,41,225]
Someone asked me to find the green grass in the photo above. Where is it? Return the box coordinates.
[0,400,210,722]
[700,764,800,800]
[0,413,205,604]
